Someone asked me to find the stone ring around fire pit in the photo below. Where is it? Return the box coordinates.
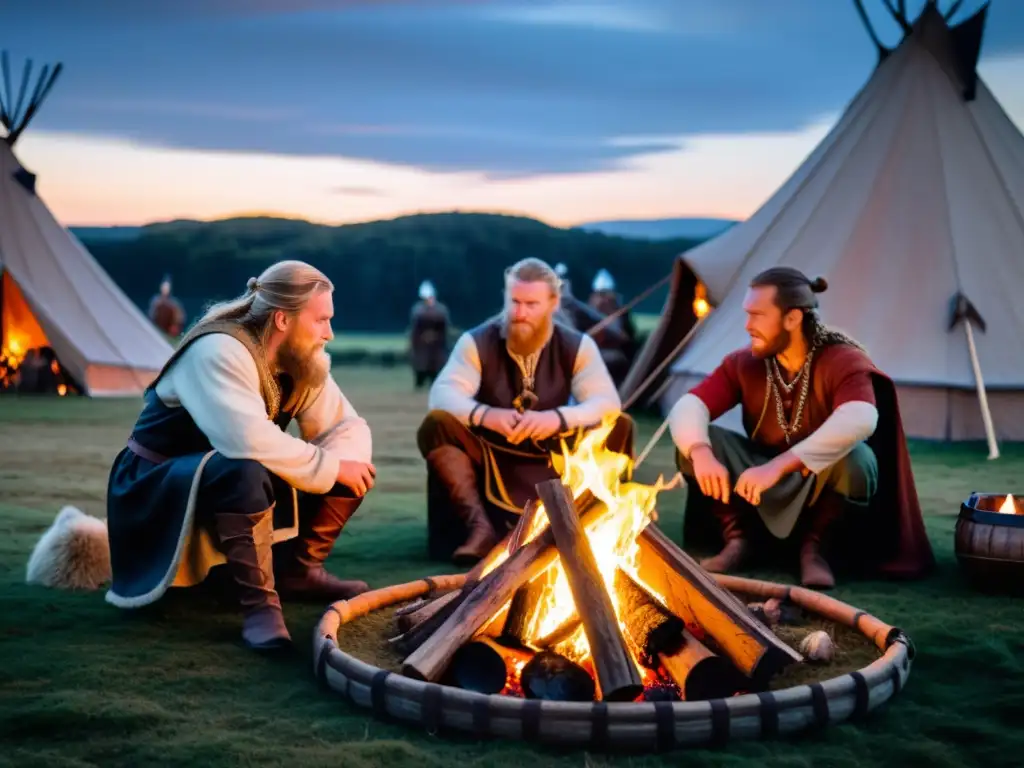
[313,572,914,751]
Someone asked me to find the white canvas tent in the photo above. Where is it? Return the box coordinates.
[0,53,172,396]
[627,1,1024,444]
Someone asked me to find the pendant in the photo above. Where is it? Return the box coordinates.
[513,389,538,413]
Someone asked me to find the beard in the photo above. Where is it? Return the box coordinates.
[276,334,331,390]
[749,328,790,360]
[505,316,552,356]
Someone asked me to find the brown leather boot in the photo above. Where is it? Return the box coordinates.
[275,496,370,602]
[699,502,750,574]
[213,508,292,651]
[426,445,498,566]
[799,491,845,590]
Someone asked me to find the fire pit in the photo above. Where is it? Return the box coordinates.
[314,573,913,750]
[955,492,1024,594]
[312,422,914,749]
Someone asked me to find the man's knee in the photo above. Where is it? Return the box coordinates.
[201,456,274,513]
[417,409,470,456]
[826,444,878,502]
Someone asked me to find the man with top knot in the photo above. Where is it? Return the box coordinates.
[104,261,376,651]
[668,267,934,589]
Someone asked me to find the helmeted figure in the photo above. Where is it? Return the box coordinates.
[417,258,634,565]
[409,280,451,389]
[148,275,187,337]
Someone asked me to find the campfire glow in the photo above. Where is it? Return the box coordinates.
[999,495,1016,515]
[693,282,710,319]
[481,417,675,682]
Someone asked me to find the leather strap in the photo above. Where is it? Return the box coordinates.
[127,437,169,465]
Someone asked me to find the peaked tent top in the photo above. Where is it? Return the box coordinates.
[0,53,173,395]
[669,0,1024,392]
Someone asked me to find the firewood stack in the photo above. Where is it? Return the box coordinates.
[392,478,803,703]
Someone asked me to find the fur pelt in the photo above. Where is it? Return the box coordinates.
[25,506,112,590]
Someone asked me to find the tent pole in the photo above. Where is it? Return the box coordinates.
[962,320,1000,460]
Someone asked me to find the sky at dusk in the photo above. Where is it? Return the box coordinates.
[5,0,1024,227]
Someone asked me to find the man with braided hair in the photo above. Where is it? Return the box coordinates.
[669,267,934,588]
[104,261,376,651]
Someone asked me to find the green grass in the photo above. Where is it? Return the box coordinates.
[326,332,409,355]
[2,366,1023,768]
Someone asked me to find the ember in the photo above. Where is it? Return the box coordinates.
[394,417,802,701]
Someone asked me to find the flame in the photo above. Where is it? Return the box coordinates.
[490,416,674,682]
[693,282,710,319]
[999,494,1016,514]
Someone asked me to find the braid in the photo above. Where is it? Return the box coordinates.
[805,310,866,352]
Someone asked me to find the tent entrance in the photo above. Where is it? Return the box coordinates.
[0,270,77,395]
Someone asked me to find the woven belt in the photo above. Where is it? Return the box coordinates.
[127,437,169,465]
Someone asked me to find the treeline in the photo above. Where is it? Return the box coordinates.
[79,212,701,332]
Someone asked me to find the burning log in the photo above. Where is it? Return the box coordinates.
[502,569,552,647]
[520,650,596,702]
[450,637,534,695]
[537,479,644,702]
[634,525,802,687]
[401,490,608,683]
[535,615,581,649]
[393,502,544,649]
[614,569,684,663]
[657,631,740,701]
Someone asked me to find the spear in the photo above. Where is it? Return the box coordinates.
[948,292,999,460]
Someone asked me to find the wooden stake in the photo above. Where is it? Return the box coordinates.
[537,479,644,702]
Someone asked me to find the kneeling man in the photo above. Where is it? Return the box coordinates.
[418,257,633,566]
[106,261,377,651]
[669,267,933,588]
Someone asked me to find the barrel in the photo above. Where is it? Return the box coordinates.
[955,492,1024,595]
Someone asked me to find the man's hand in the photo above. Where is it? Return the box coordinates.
[482,408,521,439]
[689,444,731,503]
[734,462,784,507]
[508,410,562,444]
[337,460,376,497]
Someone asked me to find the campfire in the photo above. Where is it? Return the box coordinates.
[391,419,802,702]
[956,491,1024,595]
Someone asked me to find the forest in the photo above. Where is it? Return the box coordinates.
[78,212,702,332]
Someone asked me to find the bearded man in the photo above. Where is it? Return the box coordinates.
[418,258,633,565]
[669,267,934,589]
[105,261,376,651]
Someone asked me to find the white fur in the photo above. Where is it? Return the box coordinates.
[25,506,112,590]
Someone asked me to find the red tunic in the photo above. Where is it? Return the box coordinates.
[688,344,935,580]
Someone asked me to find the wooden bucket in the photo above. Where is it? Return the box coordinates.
[955,492,1024,594]
[313,572,915,751]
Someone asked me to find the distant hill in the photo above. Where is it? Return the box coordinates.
[69,226,143,242]
[576,217,737,241]
[78,212,705,333]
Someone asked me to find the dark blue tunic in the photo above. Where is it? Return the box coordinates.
[105,386,298,608]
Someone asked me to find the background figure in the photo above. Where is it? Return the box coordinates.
[584,268,637,385]
[148,276,187,337]
[409,280,451,389]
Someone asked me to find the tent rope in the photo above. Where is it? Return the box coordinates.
[585,272,672,339]
[622,315,707,411]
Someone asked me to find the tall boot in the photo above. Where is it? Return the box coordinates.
[275,497,370,602]
[426,445,498,566]
[213,508,291,651]
[800,490,845,590]
[699,501,751,574]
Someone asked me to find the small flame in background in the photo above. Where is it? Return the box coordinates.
[1,330,70,395]
[693,282,710,319]
[999,494,1016,515]
[482,415,675,678]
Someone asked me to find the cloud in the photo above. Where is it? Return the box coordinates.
[5,0,1024,176]
[329,185,388,197]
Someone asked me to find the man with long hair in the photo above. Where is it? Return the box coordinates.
[669,267,934,589]
[418,258,633,565]
[104,261,376,651]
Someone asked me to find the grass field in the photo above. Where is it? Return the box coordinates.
[2,365,1023,767]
